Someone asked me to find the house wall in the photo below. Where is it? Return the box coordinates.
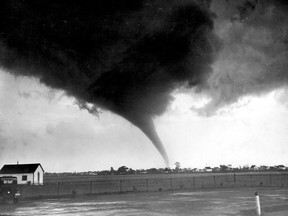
[33,166,44,185]
[0,173,33,184]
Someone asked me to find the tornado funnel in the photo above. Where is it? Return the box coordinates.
[137,118,170,167]
[120,113,170,167]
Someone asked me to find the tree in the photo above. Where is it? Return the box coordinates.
[259,165,268,171]
[110,167,115,174]
[220,165,228,172]
[164,167,172,173]
[175,162,181,171]
[147,168,158,174]
[117,166,129,174]
[127,168,136,174]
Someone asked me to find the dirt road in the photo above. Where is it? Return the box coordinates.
[1,188,287,215]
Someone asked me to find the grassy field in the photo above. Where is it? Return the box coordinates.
[43,171,288,183]
[17,171,288,199]
[2,188,288,215]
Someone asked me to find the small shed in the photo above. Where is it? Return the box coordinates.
[204,166,212,172]
[0,163,44,185]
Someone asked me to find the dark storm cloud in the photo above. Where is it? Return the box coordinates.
[201,0,288,115]
[0,0,218,166]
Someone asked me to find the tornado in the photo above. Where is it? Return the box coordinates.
[0,0,218,165]
[122,113,170,167]
[139,119,170,167]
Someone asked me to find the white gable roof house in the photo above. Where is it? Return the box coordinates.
[0,163,44,185]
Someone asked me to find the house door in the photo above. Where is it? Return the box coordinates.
[37,172,40,183]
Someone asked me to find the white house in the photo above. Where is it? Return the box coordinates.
[0,163,44,185]
[204,166,213,172]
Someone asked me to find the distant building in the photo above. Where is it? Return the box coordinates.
[250,165,258,171]
[212,167,220,172]
[0,163,44,185]
[276,165,286,171]
[204,167,212,172]
[259,165,268,171]
[191,168,198,172]
[227,164,233,171]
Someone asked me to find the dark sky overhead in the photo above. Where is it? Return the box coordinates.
[205,0,288,115]
[0,0,288,170]
[0,0,219,166]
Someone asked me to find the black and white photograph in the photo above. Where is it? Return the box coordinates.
[0,0,288,215]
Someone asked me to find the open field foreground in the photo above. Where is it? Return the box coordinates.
[43,172,288,183]
[16,172,288,199]
[1,188,288,216]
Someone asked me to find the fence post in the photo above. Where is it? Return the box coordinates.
[255,191,261,216]
[90,181,92,194]
[250,174,252,187]
[120,180,123,193]
[146,179,149,191]
[57,182,60,196]
[170,178,173,190]
[269,174,272,186]
[234,173,236,184]
[213,176,216,188]
[193,177,195,189]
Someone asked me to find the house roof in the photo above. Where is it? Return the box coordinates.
[0,163,44,174]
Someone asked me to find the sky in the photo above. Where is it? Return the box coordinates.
[1,69,288,172]
[0,0,288,172]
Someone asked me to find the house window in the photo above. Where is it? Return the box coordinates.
[22,175,27,181]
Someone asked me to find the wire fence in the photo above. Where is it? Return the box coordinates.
[19,173,288,198]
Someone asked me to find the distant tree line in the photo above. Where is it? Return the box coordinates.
[45,163,288,176]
